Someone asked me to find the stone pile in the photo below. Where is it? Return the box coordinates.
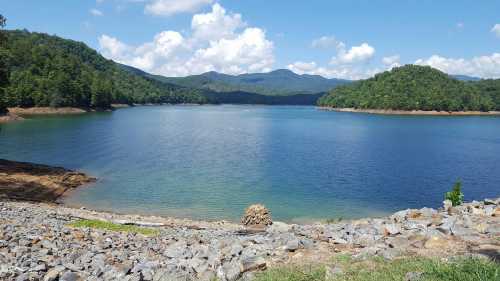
[0,198,498,281]
[241,204,272,227]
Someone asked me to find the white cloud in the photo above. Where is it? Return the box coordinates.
[90,8,104,16]
[332,42,375,64]
[311,36,339,49]
[188,28,273,74]
[287,61,380,80]
[99,35,130,59]
[99,3,274,76]
[382,55,401,69]
[288,38,377,80]
[145,0,213,16]
[492,24,500,38]
[191,3,245,42]
[415,53,500,78]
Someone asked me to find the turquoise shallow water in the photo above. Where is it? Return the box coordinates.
[1,105,499,222]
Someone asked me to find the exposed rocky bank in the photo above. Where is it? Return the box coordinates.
[0,197,498,281]
[0,159,95,202]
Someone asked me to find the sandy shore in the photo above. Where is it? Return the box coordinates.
[7,107,90,115]
[319,107,500,116]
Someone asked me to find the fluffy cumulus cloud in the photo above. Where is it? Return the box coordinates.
[99,3,274,76]
[382,55,401,69]
[332,42,375,64]
[191,3,245,42]
[311,36,339,49]
[287,61,381,80]
[492,24,500,38]
[287,37,378,80]
[145,0,213,16]
[415,53,500,78]
[90,8,103,16]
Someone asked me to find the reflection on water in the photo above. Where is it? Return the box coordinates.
[1,105,499,222]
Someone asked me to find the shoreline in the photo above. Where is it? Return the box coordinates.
[0,112,24,123]
[0,160,498,280]
[318,107,500,116]
[0,197,498,280]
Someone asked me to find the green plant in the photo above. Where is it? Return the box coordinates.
[253,257,499,281]
[68,219,159,236]
[445,181,464,206]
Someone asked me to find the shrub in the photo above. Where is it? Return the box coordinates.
[445,181,464,206]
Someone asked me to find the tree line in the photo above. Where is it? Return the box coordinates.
[0,17,208,113]
[318,65,500,112]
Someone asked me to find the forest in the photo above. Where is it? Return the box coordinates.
[318,65,500,111]
[0,19,208,112]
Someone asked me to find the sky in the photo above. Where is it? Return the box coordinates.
[1,0,500,80]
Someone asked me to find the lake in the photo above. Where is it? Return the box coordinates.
[1,105,499,222]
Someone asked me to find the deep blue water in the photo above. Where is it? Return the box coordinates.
[1,105,499,222]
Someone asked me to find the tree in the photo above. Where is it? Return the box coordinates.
[0,14,9,114]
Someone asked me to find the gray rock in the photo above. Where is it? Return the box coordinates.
[405,271,423,281]
[285,239,299,252]
[60,271,81,281]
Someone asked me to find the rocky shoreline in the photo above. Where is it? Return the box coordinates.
[318,107,500,116]
[0,197,498,281]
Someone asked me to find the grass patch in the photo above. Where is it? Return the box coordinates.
[253,256,499,281]
[68,219,159,236]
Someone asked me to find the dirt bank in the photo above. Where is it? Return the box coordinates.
[0,159,95,202]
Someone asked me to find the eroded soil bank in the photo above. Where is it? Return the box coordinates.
[0,159,95,202]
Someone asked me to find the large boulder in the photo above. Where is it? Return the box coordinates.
[241,204,272,226]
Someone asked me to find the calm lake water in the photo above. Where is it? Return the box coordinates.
[1,105,499,222]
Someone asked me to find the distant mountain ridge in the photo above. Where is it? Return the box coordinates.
[153,69,350,96]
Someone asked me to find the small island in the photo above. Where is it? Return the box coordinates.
[318,65,500,115]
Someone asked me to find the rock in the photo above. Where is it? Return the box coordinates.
[43,266,65,281]
[60,271,82,281]
[424,236,450,249]
[285,239,300,252]
[384,223,401,236]
[267,222,290,233]
[241,204,272,226]
[443,200,453,213]
[222,261,242,281]
[405,271,423,281]
[240,256,266,273]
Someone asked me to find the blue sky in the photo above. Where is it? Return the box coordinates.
[2,0,500,79]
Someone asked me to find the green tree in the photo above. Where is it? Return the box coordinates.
[445,181,464,207]
[0,14,9,114]
[0,29,208,110]
[318,65,500,112]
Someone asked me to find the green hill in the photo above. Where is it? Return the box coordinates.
[0,30,208,110]
[156,69,350,96]
[318,65,500,111]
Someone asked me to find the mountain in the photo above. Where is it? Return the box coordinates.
[155,69,350,96]
[451,74,481,81]
[318,65,500,111]
[0,30,208,109]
